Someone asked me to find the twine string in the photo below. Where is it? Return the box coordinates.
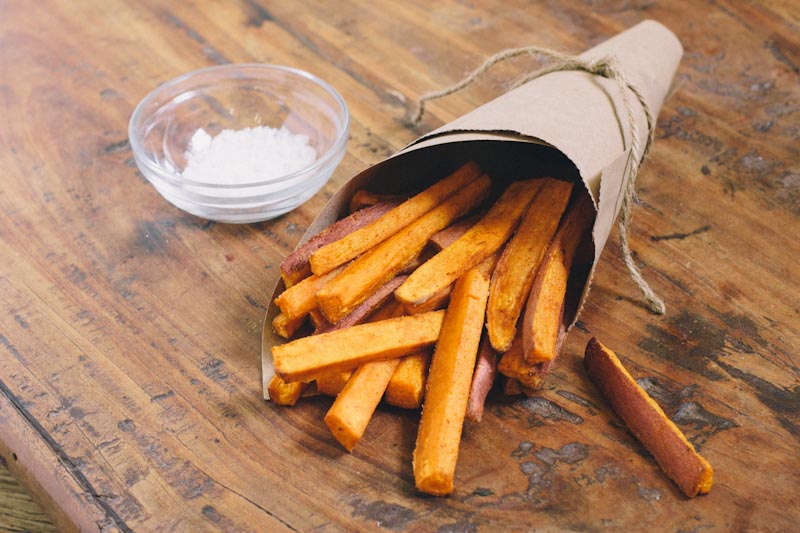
[410,46,666,314]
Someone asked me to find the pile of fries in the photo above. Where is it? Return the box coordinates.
[270,161,594,496]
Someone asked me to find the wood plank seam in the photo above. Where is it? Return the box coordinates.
[0,376,130,532]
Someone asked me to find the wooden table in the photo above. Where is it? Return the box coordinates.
[1,1,798,531]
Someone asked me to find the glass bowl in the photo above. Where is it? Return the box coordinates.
[129,64,349,223]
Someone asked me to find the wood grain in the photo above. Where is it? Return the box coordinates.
[0,463,57,533]
[1,0,798,531]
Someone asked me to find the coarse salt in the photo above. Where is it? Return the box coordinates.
[182,126,317,185]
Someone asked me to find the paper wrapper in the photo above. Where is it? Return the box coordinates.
[261,20,683,399]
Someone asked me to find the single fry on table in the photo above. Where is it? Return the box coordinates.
[584,338,713,497]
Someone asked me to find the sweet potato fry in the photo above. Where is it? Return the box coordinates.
[274,265,345,321]
[313,298,405,395]
[309,308,331,332]
[504,377,523,396]
[487,178,573,352]
[465,338,498,423]
[272,312,306,340]
[398,252,427,275]
[311,297,404,400]
[429,213,481,251]
[403,286,451,315]
[516,328,564,394]
[396,179,540,306]
[310,161,481,275]
[385,349,431,409]
[476,251,501,278]
[317,175,491,323]
[268,375,310,406]
[584,338,713,497]
[523,194,595,363]
[522,248,567,362]
[404,217,486,314]
[404,245,500,317]
[273,310,445,383]
[286,299,405,399]
[324,357,402,451]
[316,370,353,396]
[348,190,400,213]
[413,267,490,496]
[366,298,407,322]
[281,201,398,286]
[315,276,407,334]
[496,335,545,390]
[520,362,554,396]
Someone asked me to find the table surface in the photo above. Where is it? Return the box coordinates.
[1,1,799,531]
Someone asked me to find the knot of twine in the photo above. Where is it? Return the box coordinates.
[410,46,665,315]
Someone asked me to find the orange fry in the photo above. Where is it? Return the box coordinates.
[316,370,353,397]
[273,311,444,383]
[272,312,306,340]
[268,375,310,406]
[403,286,451,315]
[281,200,397,286]
[584,338,713,497]
[396,179,540,306]
[274,265,344,321]
[496,335,546,390]
[317,175,490,323]
[348,190,400,213]
[310,161,481,275]
[413,267,490,496]
[324,357,402,451]
[316,275,406,333]
[523,194,594,363]
[487,178,573,352]
[385,349,431,409]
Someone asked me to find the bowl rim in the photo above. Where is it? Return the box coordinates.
[128,63,350,189]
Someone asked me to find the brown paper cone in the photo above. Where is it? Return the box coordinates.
[262,20,683,399]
